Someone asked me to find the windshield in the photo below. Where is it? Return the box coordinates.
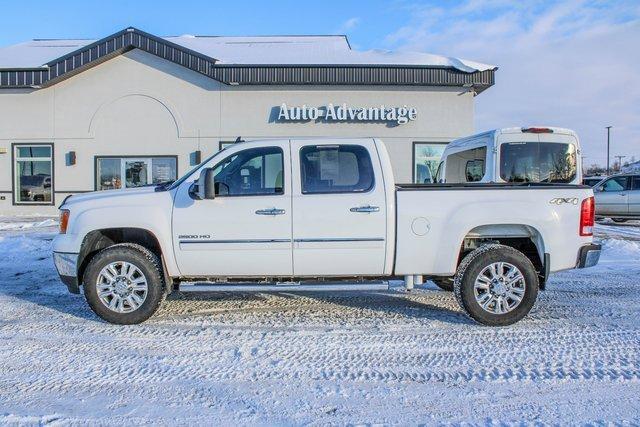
[500,142,577,183]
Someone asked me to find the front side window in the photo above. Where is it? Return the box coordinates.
[500,142,577,183]
[96,157,177,190]
[211,146,284,196]
[14,144,53,204]
[414,143,446,184]
[601,176,628,192]
[300,145,374,194]
[631,176,640,190]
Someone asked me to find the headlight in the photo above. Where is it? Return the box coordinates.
[59,209,70,234]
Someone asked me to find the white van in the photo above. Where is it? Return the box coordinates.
[435,127,582,185]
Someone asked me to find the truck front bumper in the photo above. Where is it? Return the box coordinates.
[577,244,601,269]
[53,252,80,294]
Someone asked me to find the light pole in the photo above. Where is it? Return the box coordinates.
[606,126,612,175]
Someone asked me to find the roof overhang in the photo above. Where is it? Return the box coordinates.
[0,27,495,93]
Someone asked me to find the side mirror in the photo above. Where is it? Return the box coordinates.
[595,185,603,192]
[195,168,216,200]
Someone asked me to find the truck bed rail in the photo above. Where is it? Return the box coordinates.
[396,182,590,191]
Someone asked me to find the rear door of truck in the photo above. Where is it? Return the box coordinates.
[290,139,388,276]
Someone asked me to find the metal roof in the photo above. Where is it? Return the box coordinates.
[0,27,496,92]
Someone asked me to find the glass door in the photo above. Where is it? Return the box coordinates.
[122,158,151,188]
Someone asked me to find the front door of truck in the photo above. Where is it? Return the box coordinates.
[290,139,387,276]
[172,141,293,277]
[596,176,629,216]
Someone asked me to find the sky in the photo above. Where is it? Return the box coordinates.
[0,0,638,167]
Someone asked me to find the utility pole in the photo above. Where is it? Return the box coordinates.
[614,155,626,172]
[606,126,612,175]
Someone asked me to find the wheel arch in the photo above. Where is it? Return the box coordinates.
[458,223,547,287]
[77,228,167,289]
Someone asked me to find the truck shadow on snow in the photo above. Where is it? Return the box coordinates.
[3,274,470,325]
[163,289,472,325]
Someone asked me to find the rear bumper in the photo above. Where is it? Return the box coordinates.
[577,244,601,269]
[53,252,80,294]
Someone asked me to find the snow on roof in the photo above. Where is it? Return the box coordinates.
[0,34,496,73]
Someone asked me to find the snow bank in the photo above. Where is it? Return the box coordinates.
[599,238,640,260]
[0,217,57,231]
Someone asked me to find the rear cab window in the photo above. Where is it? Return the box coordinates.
[500,142,577,183]
[299,145,374,194]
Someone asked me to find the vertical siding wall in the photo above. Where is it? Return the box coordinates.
[0,49,474,215]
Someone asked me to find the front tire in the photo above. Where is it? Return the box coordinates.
[453,244,539,326]
[83,243,166,324]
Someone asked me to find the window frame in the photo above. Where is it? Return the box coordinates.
[206,146,285,198]
[93,155,179,191]
[12,143,55,206]
[299,144,375,195]
[412,141,448,184]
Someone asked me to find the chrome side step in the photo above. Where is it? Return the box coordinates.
[178,280,391,293]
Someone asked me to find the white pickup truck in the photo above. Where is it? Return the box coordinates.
[53,138,601,326]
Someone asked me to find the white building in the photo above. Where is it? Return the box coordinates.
[0,27,496,215]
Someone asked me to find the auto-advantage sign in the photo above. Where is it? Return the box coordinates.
[277,103,418,125]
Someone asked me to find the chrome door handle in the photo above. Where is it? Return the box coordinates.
[350,205,380,213]
[619,193,627,196]
[255,208,286,215]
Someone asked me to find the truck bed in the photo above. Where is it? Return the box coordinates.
[393,183,594,276]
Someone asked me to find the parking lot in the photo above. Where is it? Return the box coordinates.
[0,218,639,424]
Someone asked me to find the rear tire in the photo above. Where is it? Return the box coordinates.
[432,277,454,292]
[83,243,166,325]
[453,244,539,326]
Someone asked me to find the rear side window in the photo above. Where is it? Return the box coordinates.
[300,145,374,194]
[465,159,485,182]
[500,142,577,183]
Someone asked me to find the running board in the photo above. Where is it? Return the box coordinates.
[178,280,391,293]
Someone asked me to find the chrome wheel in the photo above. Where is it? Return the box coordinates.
[96,261,148,313]
[473,262,525,315]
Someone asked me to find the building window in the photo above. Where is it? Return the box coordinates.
[13,144,54,205]
[413,142,447,184]
[95,156,178,191]
[300,145,374,194]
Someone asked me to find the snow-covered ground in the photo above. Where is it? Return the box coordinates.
[0,218,639,425]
